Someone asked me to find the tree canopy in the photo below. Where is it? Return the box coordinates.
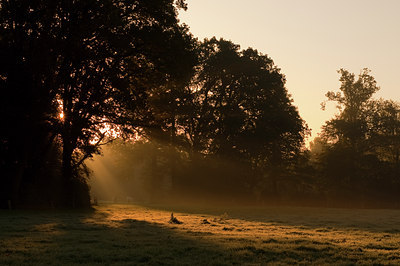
[0,0,196,208]
[122,37,309,202]
[312,68,400,207]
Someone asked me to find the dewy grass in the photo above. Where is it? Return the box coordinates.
[1,203,400,265]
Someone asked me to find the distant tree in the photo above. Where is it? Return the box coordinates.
[316,69,400,207]
[368,99,400,166]
[321,68,379,150]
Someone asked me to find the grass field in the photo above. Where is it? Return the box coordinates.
[1,203,400,265]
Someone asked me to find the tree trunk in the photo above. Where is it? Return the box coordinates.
[10,144,29,209]
[62,134,75,208]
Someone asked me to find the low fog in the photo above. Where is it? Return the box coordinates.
[87,140,261,206]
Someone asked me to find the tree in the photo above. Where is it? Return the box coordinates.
[368,100,400,166]
[149,38,309,200]
[321,68,379,150]
[187,38,308,159]
[127,38,308,202]
[316,68,400,207]
[0,0,63,208]
[318,69,379,200]
[0,0,195,208]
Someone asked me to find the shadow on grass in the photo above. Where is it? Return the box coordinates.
[0,208,243,265]
[0,205,396,265]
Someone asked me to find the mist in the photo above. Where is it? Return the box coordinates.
[87,140,257,206]
[86,140,319,208]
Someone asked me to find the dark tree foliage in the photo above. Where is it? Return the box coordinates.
[368,100,400,167]
[183,39,308,161]
[142,38,309,201]
[321,68,379,151]
[188,39,308,193]
[314,69,400,208]
[0,0,194,208]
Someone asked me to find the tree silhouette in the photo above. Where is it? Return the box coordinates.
[321,68,379,149]
[368,100,400,166]
[184,38,308,160]
[315,69,400,207]
[143,38,309,200]
[0,0,194,208]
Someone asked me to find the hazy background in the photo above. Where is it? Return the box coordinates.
[178,0,400,141]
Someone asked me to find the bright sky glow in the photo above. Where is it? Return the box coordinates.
[178,0,400,142]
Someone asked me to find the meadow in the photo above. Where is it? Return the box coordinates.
[1,203,400,265]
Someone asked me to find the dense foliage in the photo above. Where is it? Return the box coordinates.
[0,0,195,208]
[2,1,399,209]
[130,38,308,203]
[311,69,400,207]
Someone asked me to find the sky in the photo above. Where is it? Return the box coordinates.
[178,0,400,142]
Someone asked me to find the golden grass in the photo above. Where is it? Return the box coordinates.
[1,203,400,265]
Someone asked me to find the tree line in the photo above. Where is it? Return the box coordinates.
[96,68,400,208]
[1,1,399,209]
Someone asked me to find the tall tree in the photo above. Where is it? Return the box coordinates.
[321,68,379,150]
[156,38,309,198]
[0,0,195,208]
[315,69,400,206]
[192,39,307,164]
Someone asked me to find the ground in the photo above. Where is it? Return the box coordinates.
[1,203,400,265]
